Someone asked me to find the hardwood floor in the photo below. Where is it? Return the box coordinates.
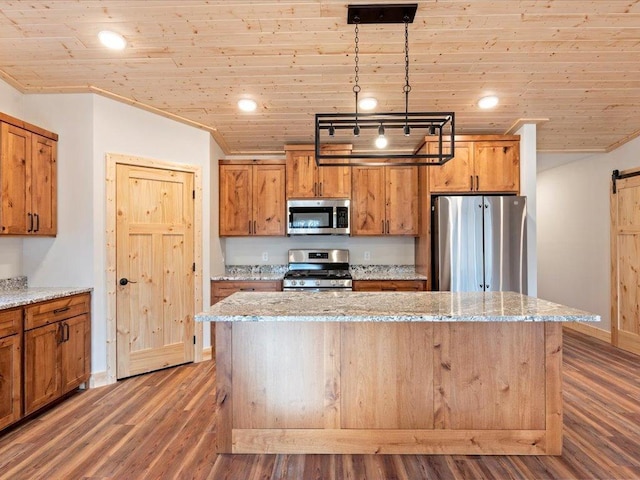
[1,329,639,479]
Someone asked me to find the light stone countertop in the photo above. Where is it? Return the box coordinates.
[196,291,600,323]
[0,287,93,310]
[211,265,427,281]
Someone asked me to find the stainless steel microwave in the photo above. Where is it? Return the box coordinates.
[287,199,350,235]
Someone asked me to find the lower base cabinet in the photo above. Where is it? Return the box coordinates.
[0,326,21,430]
[0,293,91,431]
[24,294,91,416]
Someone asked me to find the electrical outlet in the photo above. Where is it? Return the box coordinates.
[262,252,269,262]
[364,251,371,261]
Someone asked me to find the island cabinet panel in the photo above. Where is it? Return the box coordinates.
[0,307,22,430]
[434,323,546,430]
[218,320,563,455]
[341,323,433,429]
[231,322,340,429]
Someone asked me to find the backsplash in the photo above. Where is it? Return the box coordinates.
[0,276,27,291]
[224,265,288,276]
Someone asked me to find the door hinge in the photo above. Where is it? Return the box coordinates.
[193,335,196,345]
[192,262,196,272]
[193,190,195,199]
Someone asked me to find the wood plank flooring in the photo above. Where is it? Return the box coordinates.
[0,329,639,479]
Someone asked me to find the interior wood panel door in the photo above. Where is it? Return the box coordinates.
[611,170,640,355]
[474,141,520,193]
[428,141,473,193]
[219,164,252,235]
[116,164,195,379]
[286,153,316,198]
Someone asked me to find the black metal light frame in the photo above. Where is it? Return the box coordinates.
[314,3,456,167]
[315,112,455,166]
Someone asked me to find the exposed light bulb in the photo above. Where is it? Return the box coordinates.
[403,125,411,136]
[375,135,388,149]
[353,125,360,137]
[328,124,335,137]
[98,30,127,50]
[375,124,387,148]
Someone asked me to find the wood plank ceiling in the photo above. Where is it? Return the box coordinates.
[1,0,640,155]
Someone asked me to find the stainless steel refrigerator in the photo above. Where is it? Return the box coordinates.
[432,195,527,293]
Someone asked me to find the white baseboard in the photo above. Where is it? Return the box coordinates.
[89,370,111,388]
[563,322,611,343]
[202,346,212,361]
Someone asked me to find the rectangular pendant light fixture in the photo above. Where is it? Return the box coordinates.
[314,3,456,167]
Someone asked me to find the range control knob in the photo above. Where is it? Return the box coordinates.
[315,280,321,286]
[290,280,297,286]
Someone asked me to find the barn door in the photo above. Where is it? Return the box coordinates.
[611,168,640,355]
[116,163,195,379]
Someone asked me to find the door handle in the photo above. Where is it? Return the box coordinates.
[248,220,252,234]
[53,306,70,314]
[319,182,323,196]
[470,176,474,191]
[119,278,137,286]
[27,213,33,233]
[253,220,257,235]
[314,182,317,196]
[386,220,390,234]
[382,220,385,234]
[63,322,70,342]
[34,213,40,232]
[57,323,64,344]
[475,175,479,191]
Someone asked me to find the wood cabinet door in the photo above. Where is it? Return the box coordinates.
[24,323,61,415]
[286,152,316,198]
[29,134,57,235]
[219,164,252,236]
[386,166,418,235]
[253,165,285,236]
[0,334,21,430]
[351,166,385,235]
[428,141,474,193]
[0,123,31,234]
[318,165,351,198]
[474,141,520,193]
[60,314,91,394]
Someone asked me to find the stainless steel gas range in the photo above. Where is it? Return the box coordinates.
[282,249,352,292]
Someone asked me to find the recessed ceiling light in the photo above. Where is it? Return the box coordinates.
[238,98,257,112]
[478,95,499,109]
[359,97,378,110]
[98,30,127,50]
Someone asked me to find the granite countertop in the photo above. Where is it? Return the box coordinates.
[0,276,92,311]
[195,291,600,323]
[211,265,427,281]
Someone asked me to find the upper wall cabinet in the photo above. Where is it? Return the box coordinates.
[351,165,418,236]
[0,113,57,236]
[219,160,286,237]
[285,145,351,199]
[425,135,520,194]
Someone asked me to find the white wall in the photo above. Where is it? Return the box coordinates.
[537,140,640,332]
[90,95,212,375]
[1,79,214,379]
[224,236,415,265]
[0,80,25,278]
[517,124,538,296]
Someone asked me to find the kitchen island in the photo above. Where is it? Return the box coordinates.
[196,291,599,455]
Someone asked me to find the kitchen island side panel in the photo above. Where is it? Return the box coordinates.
[215,321,562,455]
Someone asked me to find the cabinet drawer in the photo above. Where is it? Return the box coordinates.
[211,281,281,301]
[25,293,90,331]
[0,308,22,338]
[353,280,427,291]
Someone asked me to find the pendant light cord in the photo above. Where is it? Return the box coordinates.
[353,20,361,135]
[403,18,411,134]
